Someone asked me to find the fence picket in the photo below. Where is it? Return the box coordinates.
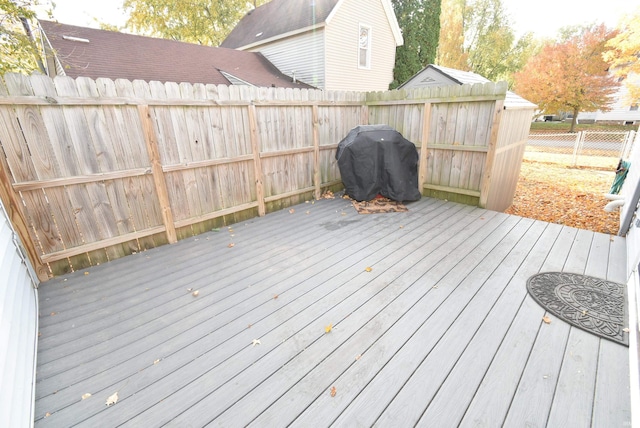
[0,74,526,277]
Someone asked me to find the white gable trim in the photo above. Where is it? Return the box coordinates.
[325,0,345,24]
[235,22,327,51]
[380,0,403,46]
[326,0,403,46]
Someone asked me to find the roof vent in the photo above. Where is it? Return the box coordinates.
[62,35,90,43]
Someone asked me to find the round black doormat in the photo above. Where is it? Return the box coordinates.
[526,272,628,346]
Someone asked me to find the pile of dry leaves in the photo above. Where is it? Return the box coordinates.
[504,156,620,235]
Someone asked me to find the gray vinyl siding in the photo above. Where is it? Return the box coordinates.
[401,68,459,88]
[251,31,326,89]
[0,198,38,428]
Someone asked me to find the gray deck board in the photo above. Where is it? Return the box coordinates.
[34,196,632,427]
[217,212,519,427]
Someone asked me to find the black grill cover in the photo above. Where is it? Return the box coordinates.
[336,125,421,202]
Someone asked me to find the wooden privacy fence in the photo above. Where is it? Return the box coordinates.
[0,74,527,279]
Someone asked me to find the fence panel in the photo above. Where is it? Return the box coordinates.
[526,132,579,155]
[0,75,525,277]
[525,130,635,169]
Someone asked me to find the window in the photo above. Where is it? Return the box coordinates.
[358,25,371,69]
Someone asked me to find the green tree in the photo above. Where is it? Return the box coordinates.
[390,0,441,89]
[464,0,526,82]
[436,0,467,70]
[0,0,51,74]
[437,0,535,85]
[513,24,620,132]
[604,9,640,105]
[123,0,268,46]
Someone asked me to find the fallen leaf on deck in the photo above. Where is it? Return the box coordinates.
[84,272,89,275]
[289,208,295,214]
[153,359,161,365]
[330,386,337,397]
[187,288,193,292]
[325,324,333,333]
[212,228,220,232]
[355,354,362,361]
[50,312,56,316]
[252,339,261,346]
[306,210,310,214]
[543,316,551,324]
[228,243,235,248]
[273,294,278,299]
[247,324,252,328]
[81,393,91,400]
[45,413,50,418]
[365,267,372,272]
[105,391,118,406]
[192,290,199,297]
[623,327,630,333]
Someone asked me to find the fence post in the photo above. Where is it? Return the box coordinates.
[247,104,266,216]
[571,131,582,166]
[0,163,49,282]
[622,131,635,159]
[479,98,505,208]
[137,105,177,244]
[312,104,321,200]
[418,102,432,195]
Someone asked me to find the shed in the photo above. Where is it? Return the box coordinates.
[398,64,537,211]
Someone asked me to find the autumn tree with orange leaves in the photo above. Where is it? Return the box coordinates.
[604,9,640,106]
[513,24,620,132]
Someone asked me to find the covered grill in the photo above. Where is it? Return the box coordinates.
[336,125,421,202]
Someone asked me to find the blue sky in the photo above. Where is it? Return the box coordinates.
[39,0,631,40]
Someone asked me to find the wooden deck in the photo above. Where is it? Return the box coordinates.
[34,196,631,427]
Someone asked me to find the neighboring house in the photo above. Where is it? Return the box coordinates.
[38,20,312,89]
[577,73,640,125]
[220,0,403,92]
[398,64,536,110]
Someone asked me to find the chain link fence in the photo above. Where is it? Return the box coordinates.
[525,130,638,169]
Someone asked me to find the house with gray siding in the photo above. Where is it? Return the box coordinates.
[221,0,403,91]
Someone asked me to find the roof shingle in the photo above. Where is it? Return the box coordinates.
[40,20,313,89]
[220,0,340,49]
